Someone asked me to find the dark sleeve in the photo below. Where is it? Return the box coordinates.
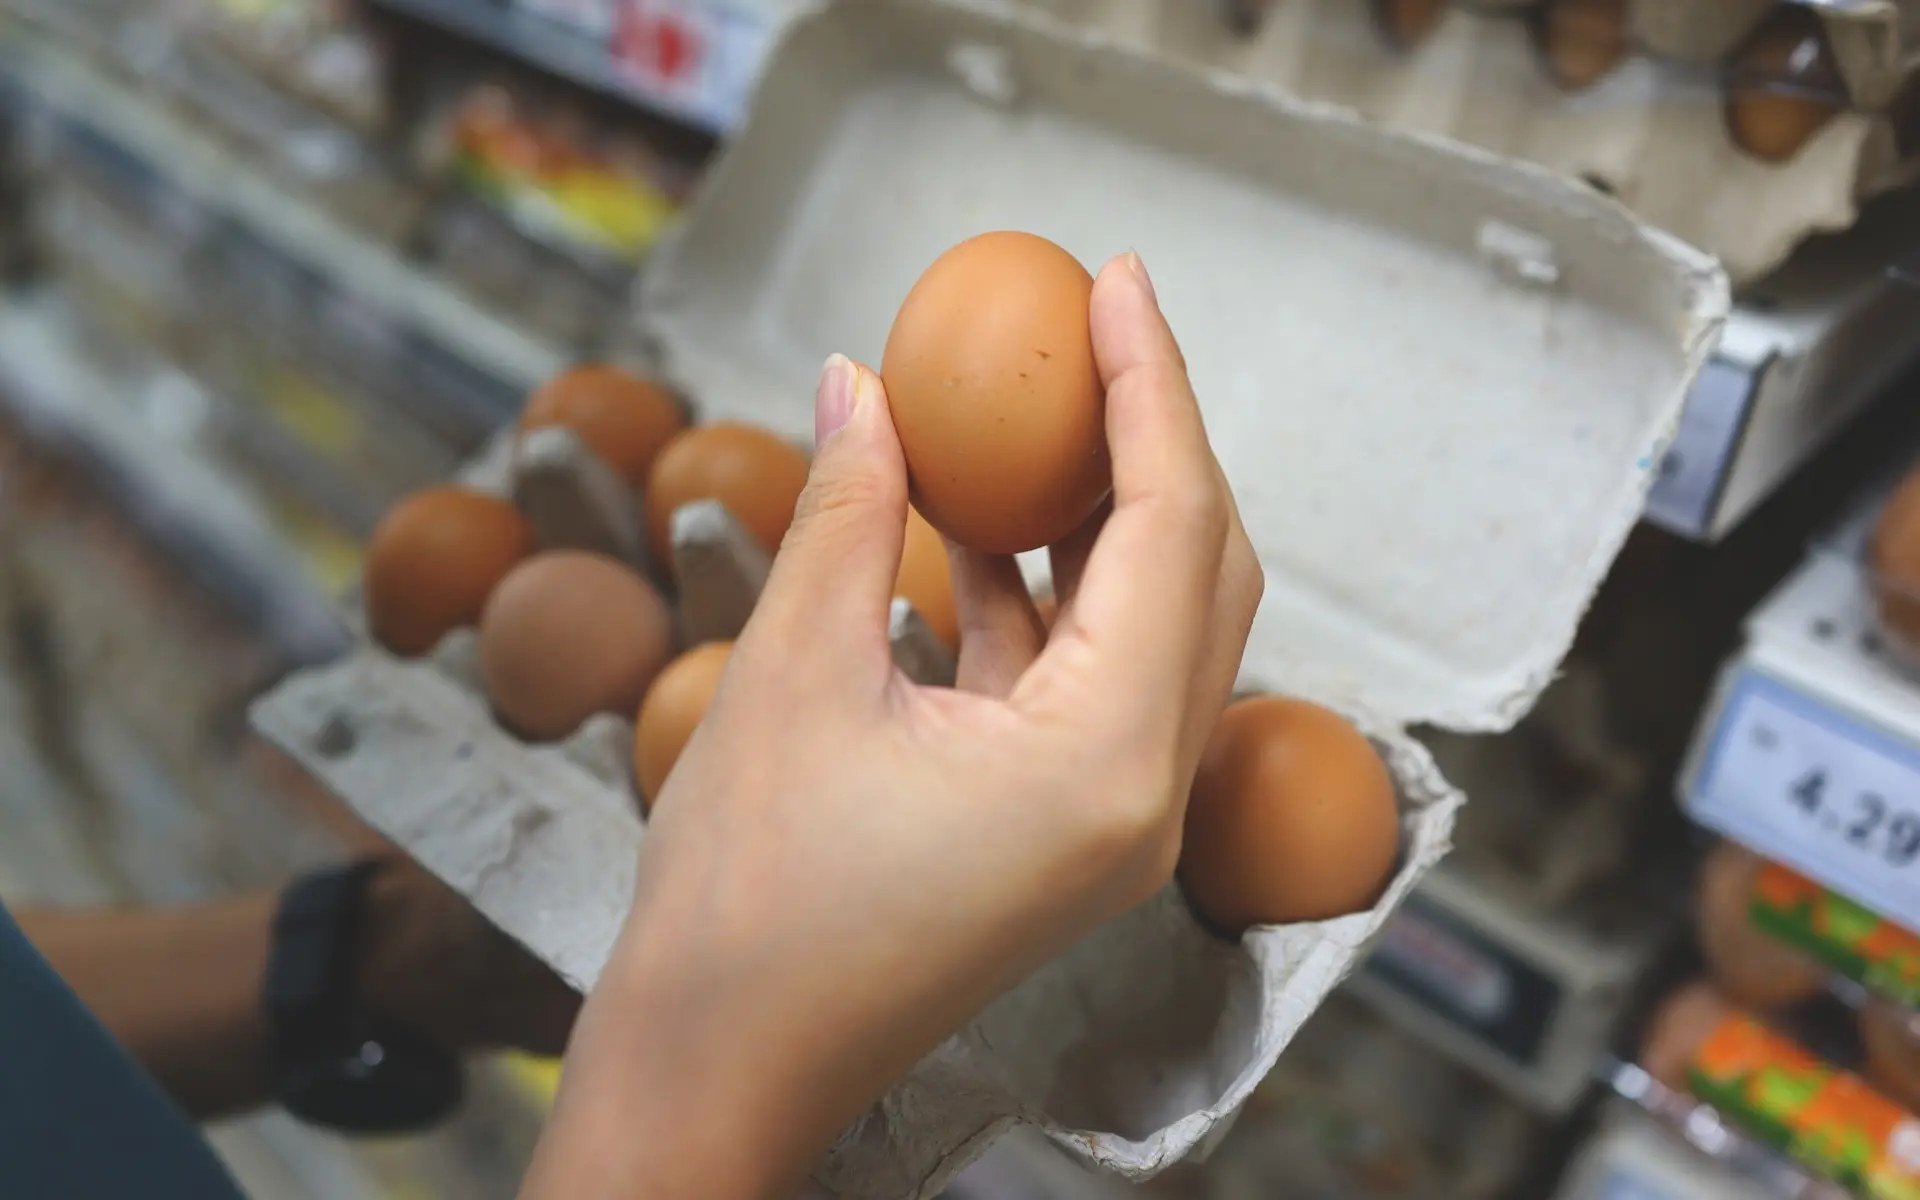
[0,900,247,1200]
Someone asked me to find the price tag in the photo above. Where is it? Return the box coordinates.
[516,0,618,37]
[1593,1171,1679,1200]
[1357,890,1561,1069]
[609,0,774,130]
[1689,669,1920,933]
[1642,354,1759,541]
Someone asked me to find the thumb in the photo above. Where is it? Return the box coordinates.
[746,354,908,679]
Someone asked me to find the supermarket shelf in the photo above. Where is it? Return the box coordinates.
[0,39,565,415]
[371,0,788,135]
[0,294,345,662]
[1644,193,1920,542]
[1345,861,1657,1115]
[1553,1103,1784,1200]
[1591,1065,1845,1200]
[1680,507,1920,934]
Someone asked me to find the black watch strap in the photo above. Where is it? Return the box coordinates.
[264,859,464,1134]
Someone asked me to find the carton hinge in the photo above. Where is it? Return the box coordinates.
[1477,221,1561,289]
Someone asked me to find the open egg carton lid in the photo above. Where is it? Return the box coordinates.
[256,1,1723,1196]
[638,0,1726,735]
[1026,0,1918,286]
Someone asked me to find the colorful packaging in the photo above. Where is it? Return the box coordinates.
[1688,1013,1920,1199]
[1751,863,1920,1007]
[447,88,682,266]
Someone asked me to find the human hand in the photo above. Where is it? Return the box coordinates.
[357,856,579,1058]
[523,252,1261,1198]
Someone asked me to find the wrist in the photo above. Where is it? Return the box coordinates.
[352,863,431,1032]
[530,908,824,1199]
[265,859,464,1133]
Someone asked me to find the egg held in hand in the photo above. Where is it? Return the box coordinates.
[645,423,810,569]
[634,640,733,812]
[519,364,686,489]
[365,486,536,658]
[882,231,1111,555]
[478,551,675,741]
[1178,696,1401,933]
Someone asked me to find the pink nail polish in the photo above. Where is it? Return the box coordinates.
[816,353,856,446]
[1127,250,1158,303]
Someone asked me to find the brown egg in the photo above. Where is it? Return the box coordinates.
[1640,982,1731,1092]
[1371,0,1446,50]
[1179,696,1401,933]
[365,486,535,657]
[896,508,957,649]
[634,640,733,812]
[478,551,675,741]
[1871,469,1920,649]
[1034,589,1059,629]
[1535,0,1629,91]
[520,364,685,489]
[882,232,1111,555]
[1695,842,1826,1010]
[645,423,811,568]
[1860,1001,1920,1112]
[1724,7,1846,163]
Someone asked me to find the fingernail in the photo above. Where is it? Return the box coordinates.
[1126,249,1157,303]
[816,353,856,446]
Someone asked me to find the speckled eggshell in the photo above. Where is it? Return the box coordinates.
[882,232,1110,556]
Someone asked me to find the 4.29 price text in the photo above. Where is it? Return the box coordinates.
[1781,758,1920,869]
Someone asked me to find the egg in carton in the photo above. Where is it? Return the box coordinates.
[1206,0,1918,75]
[256,0,1727,1195]
[1037,0,1918,287]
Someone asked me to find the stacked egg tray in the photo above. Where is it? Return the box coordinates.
[254,1,1729,1196]
[1026,0,1919,287]
[254,390,1458,1198]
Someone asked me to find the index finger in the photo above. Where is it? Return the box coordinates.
[1016,253,1228,738]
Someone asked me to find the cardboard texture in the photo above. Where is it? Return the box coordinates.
[1032,0,1919,286]
[255,1,1726,1195]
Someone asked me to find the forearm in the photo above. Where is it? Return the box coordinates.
[521,931,827,1200]
[519,864,1028,1200]
[16,894,277,1120]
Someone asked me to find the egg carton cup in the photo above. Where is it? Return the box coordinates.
[259,638,1455,1195]
[1031,0,1919,287]
[1208,0,1919,71]
[264,416,1450,1196]
[259,0,1725,1195]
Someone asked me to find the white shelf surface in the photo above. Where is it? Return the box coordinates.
[373,0,794,134]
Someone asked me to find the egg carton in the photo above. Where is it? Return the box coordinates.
[1210,0,1920,75]
[255,1,1727,1196]
[1028,0,1918,286]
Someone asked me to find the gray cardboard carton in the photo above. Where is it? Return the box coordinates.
[254,1,1727,1195]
